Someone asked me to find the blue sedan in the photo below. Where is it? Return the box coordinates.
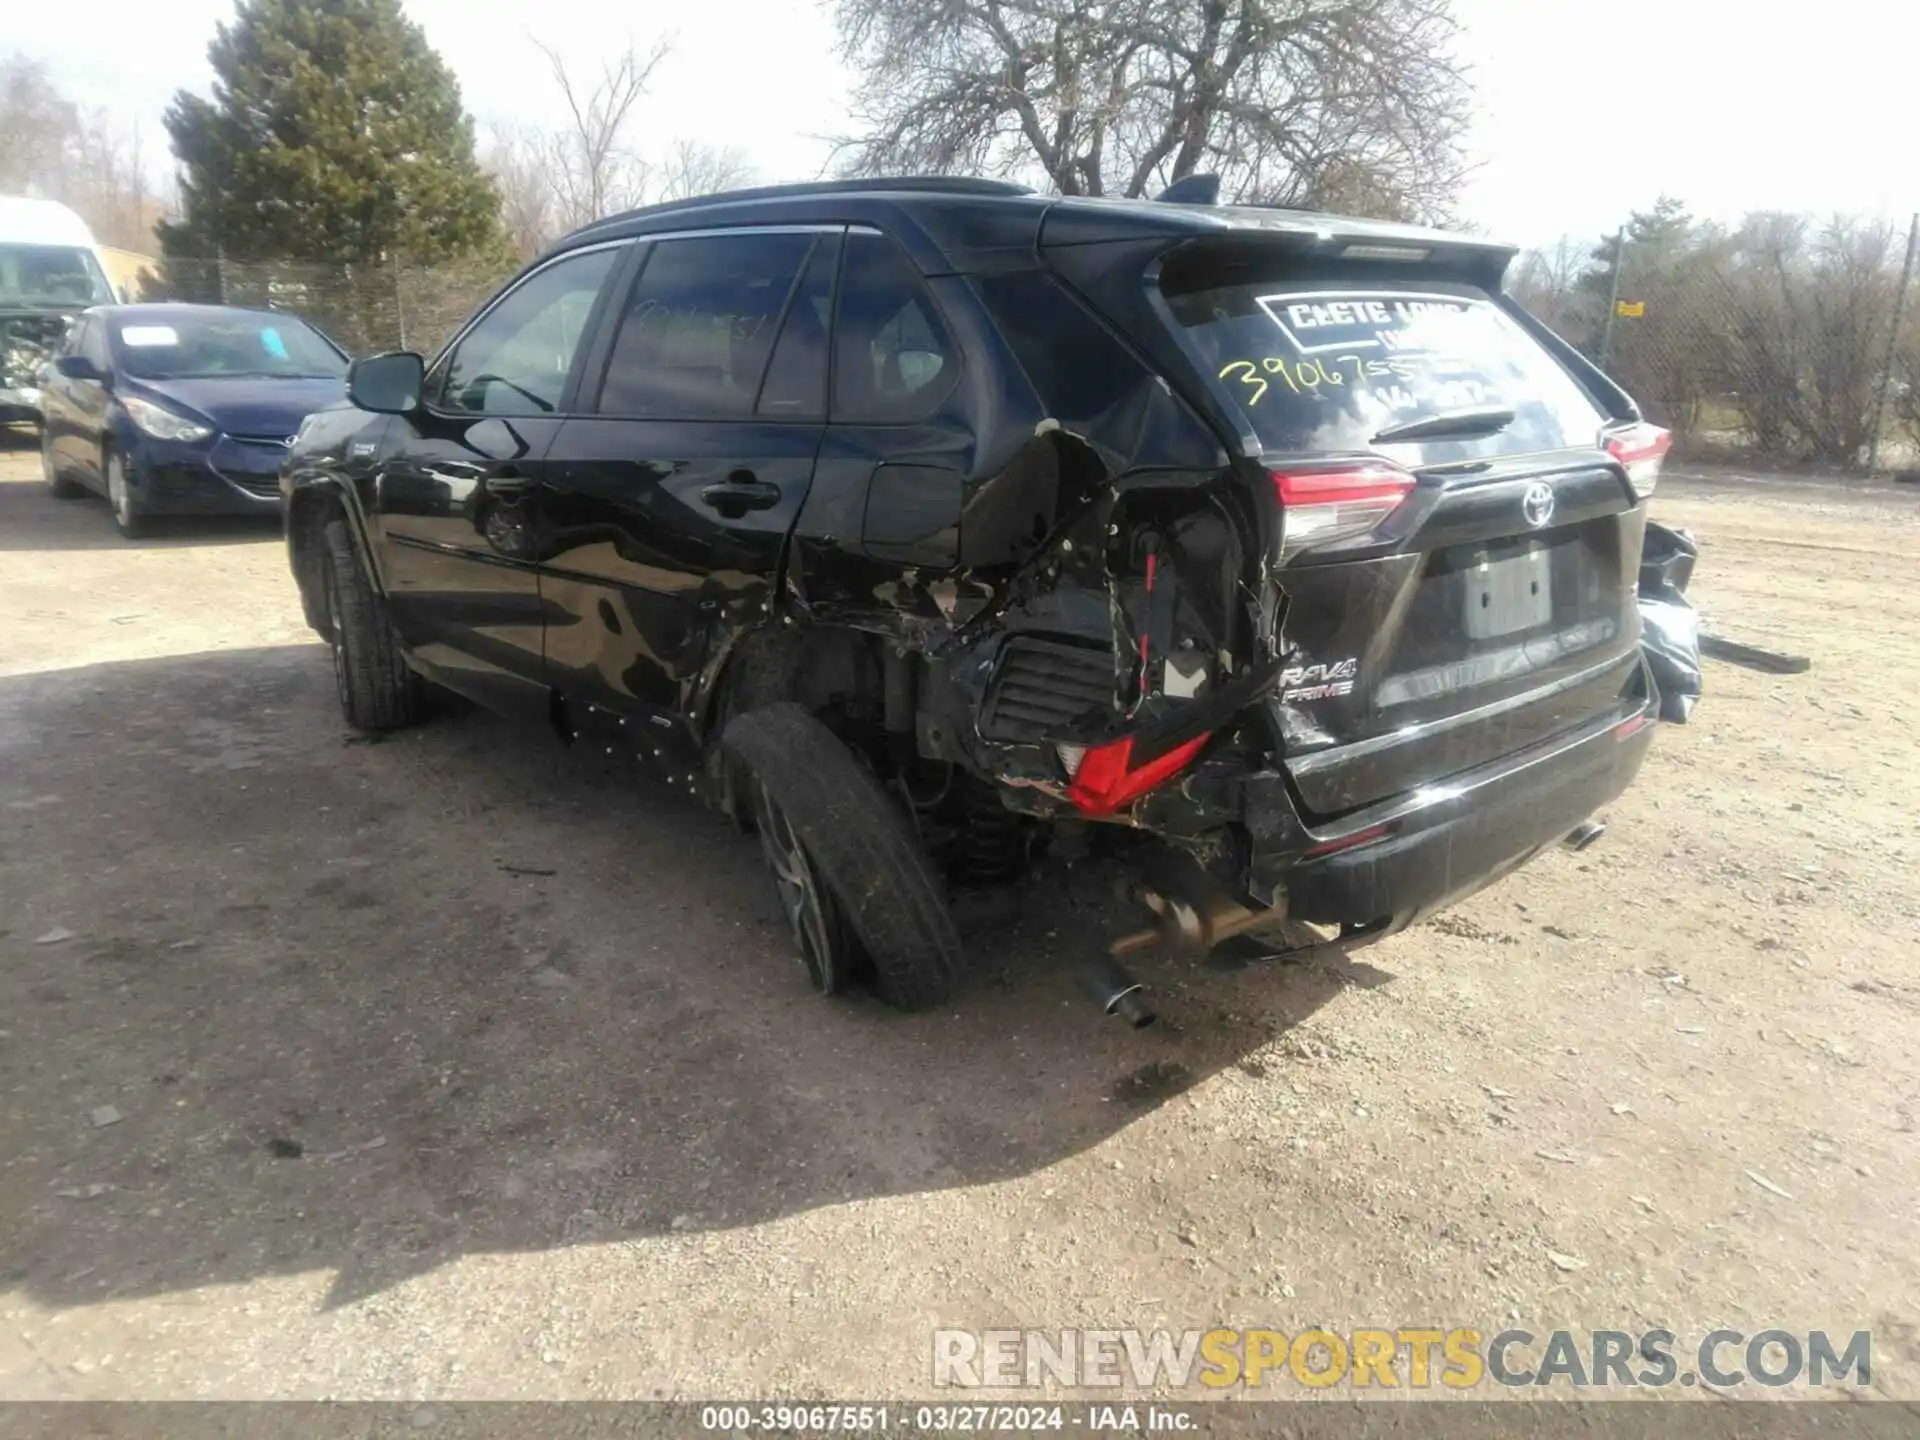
[38,303,349,538]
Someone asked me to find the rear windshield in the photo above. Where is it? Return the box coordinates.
[1162,278,1606,465]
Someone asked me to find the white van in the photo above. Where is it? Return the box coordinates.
[1,197,119,427]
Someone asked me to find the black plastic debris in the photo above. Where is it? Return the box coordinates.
[1699,634,1811,675]
[1638,521,1703,723]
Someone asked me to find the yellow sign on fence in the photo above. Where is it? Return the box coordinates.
[1615,300,1646,318]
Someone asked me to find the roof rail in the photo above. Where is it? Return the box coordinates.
[565,175,1036,242]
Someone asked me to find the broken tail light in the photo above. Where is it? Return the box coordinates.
[1604,422,1672,499]
[1271,463,1417,563]
[1066,732,1212,817]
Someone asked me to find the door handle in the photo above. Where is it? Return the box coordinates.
[699,475,782,515]
[484,471,533,499]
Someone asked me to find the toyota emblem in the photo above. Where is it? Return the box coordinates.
[1521,481,1556,529]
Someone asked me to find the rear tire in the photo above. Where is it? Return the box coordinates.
[321,517,426,732]
[722,702,964,1011]
[42,431,82,498]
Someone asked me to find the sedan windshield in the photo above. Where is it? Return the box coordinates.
[0,243,115,308]
[113,313,347,380]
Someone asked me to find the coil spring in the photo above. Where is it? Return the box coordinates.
[955,773,1028,885]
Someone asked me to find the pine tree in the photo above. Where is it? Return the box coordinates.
[158,0,507,266]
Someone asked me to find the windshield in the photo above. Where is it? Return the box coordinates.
[1162,275,1607,466]
[0,243,115,308]
[112,313,348,380]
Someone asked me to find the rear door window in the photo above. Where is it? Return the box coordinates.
[755,233,839,419]
[595,231,814,420]
[1162,277,1606,465]
[832,232,958,423]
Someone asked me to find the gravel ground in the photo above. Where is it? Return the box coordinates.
[1,433,1916,1403]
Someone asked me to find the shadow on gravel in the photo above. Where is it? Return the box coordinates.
[0,467,282,552]
[0,646,1385,1311]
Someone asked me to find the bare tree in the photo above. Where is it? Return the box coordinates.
[484,121,558,259]
[654,139,756,203]
[1707,213,1904,463]
[1,55,79,194]
[1,54,161,250]
[532,37,671,232]
[1509,235,1601,352]
[831,0,1470,219]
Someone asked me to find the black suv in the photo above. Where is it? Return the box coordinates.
[283,177,1671,1018]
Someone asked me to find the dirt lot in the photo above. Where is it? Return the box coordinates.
[1,434,1916,1403]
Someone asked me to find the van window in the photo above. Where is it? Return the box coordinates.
[0,244,114,308]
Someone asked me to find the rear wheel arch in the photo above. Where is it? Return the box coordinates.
[702,622,887,741]
[700,622,897,828]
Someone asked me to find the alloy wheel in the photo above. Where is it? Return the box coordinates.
[322,559,353,712]
[752,779,845,995]
[107,455,136,533]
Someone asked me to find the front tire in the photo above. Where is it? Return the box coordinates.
[321,517,426,732]
[105,452,147,536]
[42,431,82,497]
[722,702,964,1011]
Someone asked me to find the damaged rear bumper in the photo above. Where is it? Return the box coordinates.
[1140,668,1659,937]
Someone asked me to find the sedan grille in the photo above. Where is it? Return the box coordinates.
[210,435,291,497]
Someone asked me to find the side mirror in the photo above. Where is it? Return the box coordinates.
[55,354,106,383]
[347,351,426,415]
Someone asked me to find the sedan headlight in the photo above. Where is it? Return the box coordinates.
[122,394,214,444]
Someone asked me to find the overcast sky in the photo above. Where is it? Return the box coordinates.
[13,0,1919,252]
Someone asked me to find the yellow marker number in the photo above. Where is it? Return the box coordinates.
[1218,360,1268,406]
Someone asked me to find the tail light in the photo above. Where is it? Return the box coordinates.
[1301,821,1394,857]
[1066,732,1212,817]
[1271,463,1416,563]
[1604,422,1672,499]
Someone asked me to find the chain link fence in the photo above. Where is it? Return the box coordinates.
[1512,214,1920,473]
[138,255,517,363]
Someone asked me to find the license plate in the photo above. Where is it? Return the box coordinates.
[1465,543,1552,638]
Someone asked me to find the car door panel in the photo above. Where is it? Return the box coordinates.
[369,243,625,720]
[533,229,837,724]
[791,232,984,624]
[39,318,79,479]
[374,411,567,715]
[537,420,822,714]
[54,315,114,487]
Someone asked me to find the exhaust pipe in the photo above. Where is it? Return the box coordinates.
[1562,818,1606,853]
[1076,952,1157,1028]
